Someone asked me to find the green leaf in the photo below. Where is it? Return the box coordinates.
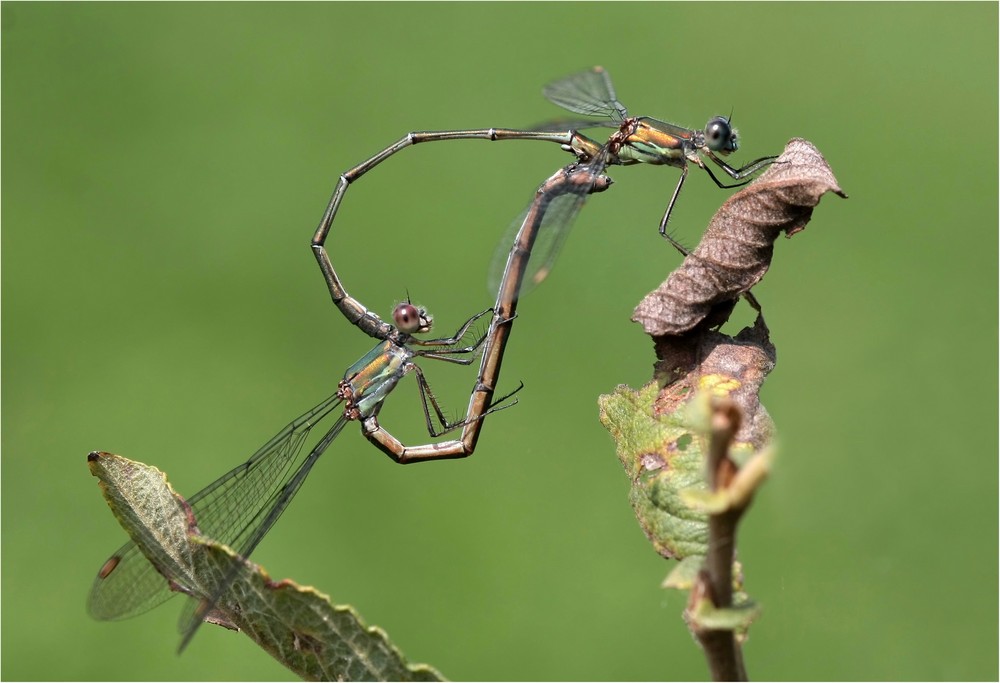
[598,383,710,560]
[88,452,444,682]
[598,317,778,562]
[187,539,444,682]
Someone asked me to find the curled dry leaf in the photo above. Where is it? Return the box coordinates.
[597,315,777,561]
[632,138,847,337]
[651,314,776,450]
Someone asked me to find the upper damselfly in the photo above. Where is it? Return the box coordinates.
[314,66,777,303]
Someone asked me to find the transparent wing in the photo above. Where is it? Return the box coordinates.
[542,66,628,122]
[523,117,622,133]
[488,153,610,301]
[87,392,346,621]
[86,540,177,621]
[177,411,350,650]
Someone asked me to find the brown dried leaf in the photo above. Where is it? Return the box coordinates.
[649,315,776,450]
[633,138,846,337]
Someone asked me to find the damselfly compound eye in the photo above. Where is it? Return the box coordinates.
[393,303,431,333]
[705,117,738,153]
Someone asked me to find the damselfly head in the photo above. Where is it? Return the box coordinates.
[704,116,739,154]
[393,302,433,334]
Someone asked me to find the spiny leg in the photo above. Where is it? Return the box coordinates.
[703,150,779,183]
[408,363,522,438]
[662,156,775,319]
[349,308,521,463]
[660,152,777,256]
[410,308,493,350]
[358,373,522,464]
[658,165,692,257]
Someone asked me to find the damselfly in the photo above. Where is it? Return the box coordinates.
[314,66,777,300]
[87,301,518,650]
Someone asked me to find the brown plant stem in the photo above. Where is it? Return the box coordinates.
[688,399,748,681]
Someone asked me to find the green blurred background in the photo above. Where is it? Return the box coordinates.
[3,3,996,680]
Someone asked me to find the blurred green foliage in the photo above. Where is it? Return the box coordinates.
[3,3,996,680]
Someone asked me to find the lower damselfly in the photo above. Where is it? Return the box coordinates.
[87,99,631,654]
[87,301,519,651]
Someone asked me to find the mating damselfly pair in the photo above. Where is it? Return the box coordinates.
[87,66,776,651]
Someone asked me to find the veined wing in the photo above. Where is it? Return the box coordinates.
[177,409,350,650]
[87,391,346,622]
[542,66,628,122]
[524,117,621,134]
[487,151,611,301]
